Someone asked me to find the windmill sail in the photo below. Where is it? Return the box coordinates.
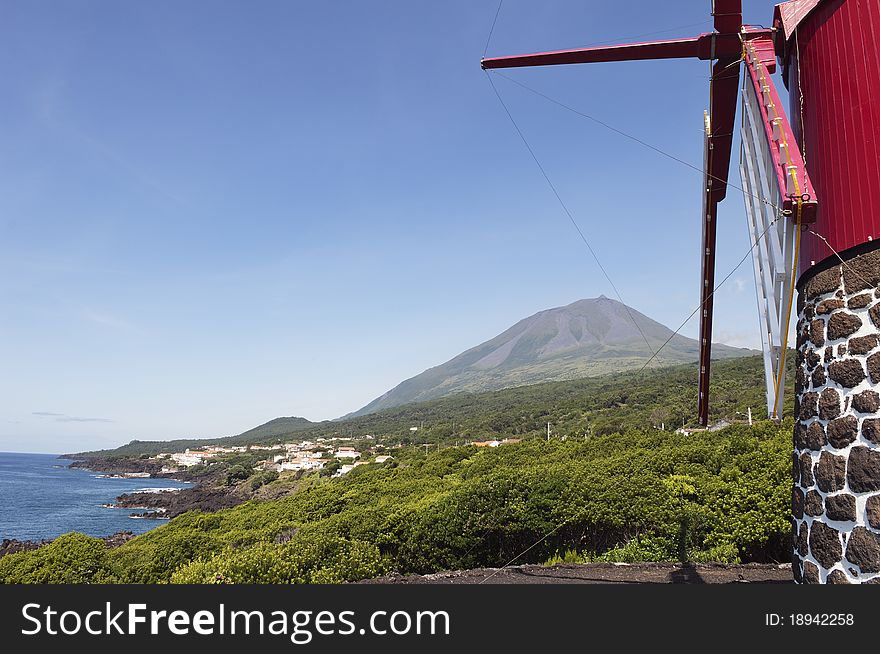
[738,37,817,418]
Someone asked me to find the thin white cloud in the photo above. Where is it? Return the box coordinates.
[33,412,114,423]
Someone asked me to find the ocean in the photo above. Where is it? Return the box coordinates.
[0,452,191,541]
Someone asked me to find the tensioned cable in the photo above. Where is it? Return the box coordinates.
[478,513,581,584]
[808,229,879,292]
[483,0,505,59]
[486,71,658,357]
[636,213,783,373]
[476,211,785,584]
[489,71,783,213]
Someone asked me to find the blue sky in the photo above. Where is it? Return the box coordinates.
[0,0,783,453]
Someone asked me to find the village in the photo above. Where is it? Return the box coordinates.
[154,434,523,479]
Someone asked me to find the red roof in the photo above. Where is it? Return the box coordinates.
[774,0,826,41]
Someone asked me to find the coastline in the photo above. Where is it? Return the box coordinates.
[65,454,246,521]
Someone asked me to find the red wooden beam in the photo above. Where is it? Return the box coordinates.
[481,33,742,70]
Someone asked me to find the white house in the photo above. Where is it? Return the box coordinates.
[374,455,393,464]
[334,447,361,460]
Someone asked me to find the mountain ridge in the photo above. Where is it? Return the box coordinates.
[344,296,756,418]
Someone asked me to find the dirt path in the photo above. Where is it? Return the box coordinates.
[365,562,793,584]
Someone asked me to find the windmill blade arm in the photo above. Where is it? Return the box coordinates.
[481,33,742,70]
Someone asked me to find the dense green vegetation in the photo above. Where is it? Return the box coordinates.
[0,420,792,584]
[81,355,792,456]
[1,355,797,584]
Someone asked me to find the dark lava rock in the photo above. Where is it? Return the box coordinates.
[827,415,858,448]
[793,486,805,519]
[848,293,873,309]
[868,351,880,384]
[847,446,880,493]
[842,250,880,295]
[809,521,843,569]
[824,494,856,522]
[853,390,880,414]
[826,569,851,584]
[799,452,815,487]
[827,312,862,341]
[815,451,847,493]
[805,348,821,370]
[799,391,819,420]
[797,522,809,556]
[844,527,880,573]
[804,266,841,301]
[804,490,824,516]
[819,388,841,420]
[811,367,827,388]
[828,359,866,388]
[796,421,826,451]
[867,495,880,530]
[871,303,880,329]
[801,560,820,584]
[862,418,880,445]
[810,319,825,347]
[816,299,844,315]
[849,334,879,356]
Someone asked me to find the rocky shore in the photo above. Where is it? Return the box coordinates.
[0,532,135,559]
[110,486,246,519]
[67,454,247,520]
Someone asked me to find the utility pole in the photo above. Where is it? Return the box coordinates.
[547,422,551,442]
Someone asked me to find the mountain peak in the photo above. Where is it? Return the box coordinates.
[344,299,755,418]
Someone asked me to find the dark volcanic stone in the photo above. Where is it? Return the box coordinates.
[827,415,859,448]
[799,391,819,420]
[811,367,827,388]
[792,556,803,583]
[802,560,820,584]
[804,490,824,516]
[794,424,807,451]
[871,303,880,329]
[804,304,815,320]
[799,452,815,487]
[793,486,805,519]
[827,312,862,340]
[826,569,851,584]
[806,349,821,370]
[867,495,880,529]
[825,346,834,362]
[847,446,880,493]
[828,359,866,388]
[838,344,848,356]
[844,527,880,573]
[825,493,856,522]
[815,451,847,493]
[797,522,809,556]
[816,299,844,315]
[792,451,800,482]
[862,418,880,445]
[810,319,825,347]
[796,366,807,390]
[804,421,827,451]
[804,266,841,301]
[868,352,880,384]
[853,390,880,414]
[819,388,841,420]
[849,334,879,355]
[842,249,880,295]
[809,521,843,569]
[848,293,873,309]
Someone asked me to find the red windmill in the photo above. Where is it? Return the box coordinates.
[483,0,880,584]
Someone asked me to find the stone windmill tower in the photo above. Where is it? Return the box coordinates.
[482,0,880,583]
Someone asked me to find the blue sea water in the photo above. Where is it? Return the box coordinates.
[0,452,191,541]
